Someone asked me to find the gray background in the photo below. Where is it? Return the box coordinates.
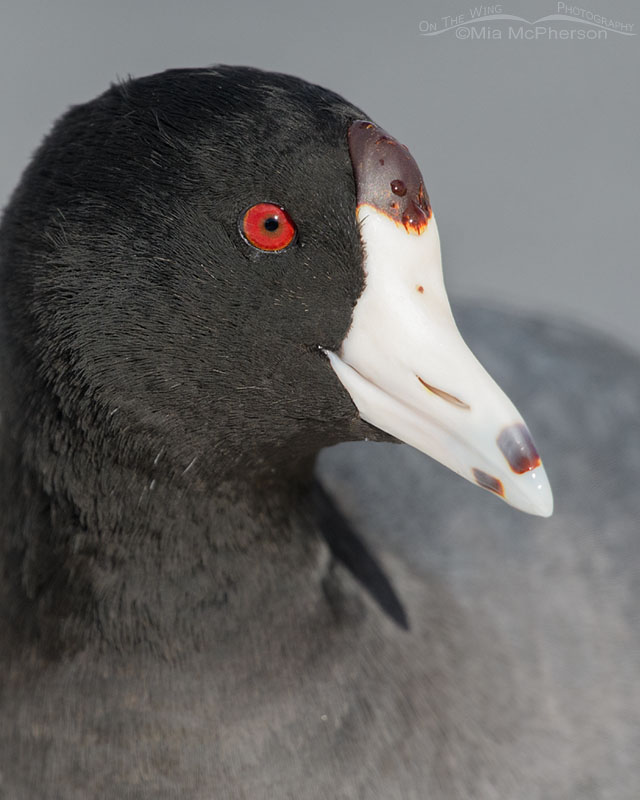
[1,0,638,353]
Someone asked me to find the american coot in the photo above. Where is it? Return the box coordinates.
[1,65,626,798]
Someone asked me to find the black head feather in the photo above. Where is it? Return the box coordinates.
[0,66,383,491]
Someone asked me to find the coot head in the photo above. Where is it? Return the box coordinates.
[0,65,552,514]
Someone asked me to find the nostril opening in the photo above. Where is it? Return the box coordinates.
[498,423,541,474]
[417,376,470,410]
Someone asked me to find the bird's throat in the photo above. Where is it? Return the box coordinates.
[1,438,332,659]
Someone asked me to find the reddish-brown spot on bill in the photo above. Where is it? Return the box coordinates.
[402,200,429,234]
[472,468,505,497]
[418,182,432,220]
[417,285,424,293]
[497,423,541,474]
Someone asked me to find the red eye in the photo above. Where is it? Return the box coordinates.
[240,203,297,252]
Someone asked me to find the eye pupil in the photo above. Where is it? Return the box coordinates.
[240,203,297,252]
